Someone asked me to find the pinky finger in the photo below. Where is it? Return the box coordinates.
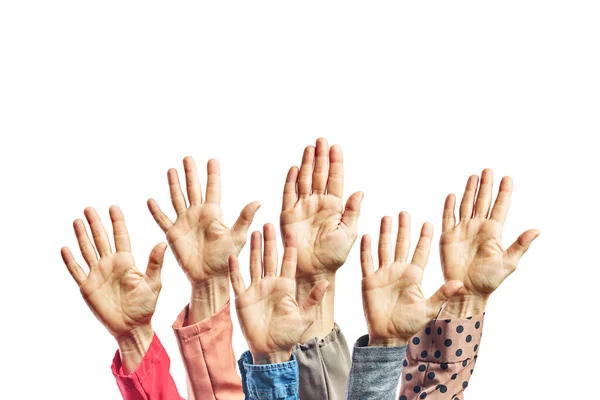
[442,194,456,233]
[360,235,374,277]
[147,199,174,233]
[228,255,246,296]
[61,247,87,287]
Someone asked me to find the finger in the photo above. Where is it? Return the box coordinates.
[147,199,174,233]
[249,231,263,283]
[282,166,299,211]
[182,156,203,205]
[442,194,456,233]
[394,211,411,263]
[426,280,464,318]
[168,168,188,215]
[411,222,433,268]
[263,223,278,277]
[228,254,246,296]
[231,202,261,248]
[378,216,393,267]
[326,144,344,198]
[459,175,479,221]
[297,146,315,198]
[73,219,98,268]
[300,280,330,325]
[205,158,221,204]
[61,247,87,286]
[490,176,513,224]
[474,168,494,218]
[360,235,374,277]
[506,229,540,269]
[145,242,168,284]
[312,138,329,195]
[109,205,131,252]
[84,207,112,257]
[340,191,364,232]
[280,232,298,279]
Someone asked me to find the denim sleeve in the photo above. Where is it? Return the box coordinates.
[238,351,299,400]
[346,335,408,400]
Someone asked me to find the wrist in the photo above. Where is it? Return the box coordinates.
[188,276,230,324]
[439,294,488,319]
[367,336,407,347]
[296,272,336,340]
[115,324,154,374]
[251,349,292,365]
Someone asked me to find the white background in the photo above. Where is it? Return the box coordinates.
[1,1,598,399]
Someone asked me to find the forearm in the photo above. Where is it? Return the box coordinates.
[116,324,155,374]
[188,276,230,325]
[296,272,336,341]
[439,294,487,318]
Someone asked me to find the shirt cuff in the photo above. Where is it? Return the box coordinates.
[407,313,484,364]
[353,334,408,361]
[172,300,233,344]
[238,351,299,400]
[111,333,166,390]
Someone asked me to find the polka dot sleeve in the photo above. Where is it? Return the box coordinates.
[398,314,484,400]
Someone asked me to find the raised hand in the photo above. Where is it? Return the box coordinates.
[280,138,364,278]
[280,138,363,339]
[147,157,260,322]
[440,169,539,315]
[361,212,463,346]
[61,206,167,373]
[229,224,330,364]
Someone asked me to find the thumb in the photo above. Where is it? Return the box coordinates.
[340,191,364,232]
[146,242,168,284]
[231,202,261,248]
[300,280,330,327]
[426,280,464,318]
[506,229,540,268]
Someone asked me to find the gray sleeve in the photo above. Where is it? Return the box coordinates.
[345,335,408,400]
[292,323,351,400]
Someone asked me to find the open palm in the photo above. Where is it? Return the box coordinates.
[280,138,363,277]
[440,170,539,298]
[61,206,167,338]
[229,224,329,361]
[361,213,463,345]
[148,157,259,283]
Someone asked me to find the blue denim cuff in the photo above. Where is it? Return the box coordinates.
[238,351,299,400]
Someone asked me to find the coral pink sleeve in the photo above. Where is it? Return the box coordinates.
[172,301,244,400]
[399,314,484,400]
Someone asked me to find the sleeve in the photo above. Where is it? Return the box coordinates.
[398,313,484,400]
[172,301,244,400]
[345,335,408,400]
[292,323,351,400]
[238,351,299,400]
[111,333,184,400]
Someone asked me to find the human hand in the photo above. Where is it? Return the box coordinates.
[229,224,329,364]
[361,212,463,346]
[280,138,363,279]
[61,206,167,372]
[148,157,260,322]
[440,169,539,316]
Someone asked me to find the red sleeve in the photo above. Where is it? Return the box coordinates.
[399,314,484,400]
[111,333,184,400]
